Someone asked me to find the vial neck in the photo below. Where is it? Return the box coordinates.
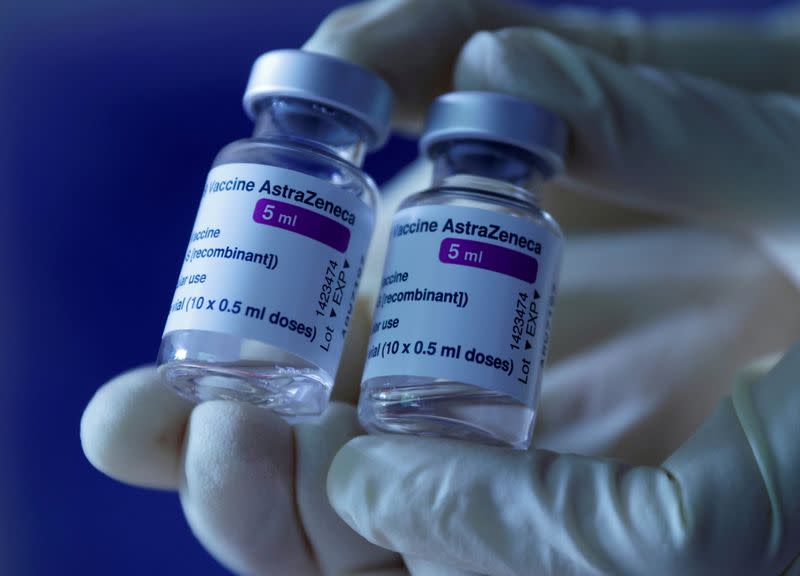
[431,140,547,204]
[252,97,370,165]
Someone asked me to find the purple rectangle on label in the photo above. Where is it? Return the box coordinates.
[439,237,538,283]
[252,198,351,253]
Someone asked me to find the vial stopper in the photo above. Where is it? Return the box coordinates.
[243,49,394,149]
[420,92,568,176]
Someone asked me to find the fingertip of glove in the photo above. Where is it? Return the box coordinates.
[326,434,426,527]
[302,2,376,70]
[326,434,360,494]
[453,29,498,92]
[80,365,193,490]
[180,401,320,575]
[455,26,601,122]
[183,400,293,487]
[295,401,360,441]
[456,27,558,84]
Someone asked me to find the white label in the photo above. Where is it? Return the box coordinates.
[362,204,561,405]
[163,163,373,379]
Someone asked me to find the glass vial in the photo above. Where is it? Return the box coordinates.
[359,92,567,449]
[157,50,392,419]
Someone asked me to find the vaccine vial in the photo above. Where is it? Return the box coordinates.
[359,92,566,449]
[157,50,392,419]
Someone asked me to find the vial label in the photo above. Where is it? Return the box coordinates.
[163,162,373,379]
[362,205,560,405]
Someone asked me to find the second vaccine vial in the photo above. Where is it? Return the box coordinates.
[359,92,567,449]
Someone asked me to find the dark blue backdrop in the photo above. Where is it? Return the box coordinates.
[3,0,787,573]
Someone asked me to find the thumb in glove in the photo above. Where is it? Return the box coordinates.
[327,341,800,575]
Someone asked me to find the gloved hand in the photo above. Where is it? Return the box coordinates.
[81,224,800,576]
[82,0,800,574]
[328,345,800,575]
[304,0,800,227]
[311,1,800,574]
[81,302,405,576]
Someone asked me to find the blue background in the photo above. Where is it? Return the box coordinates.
[2,0,788,573]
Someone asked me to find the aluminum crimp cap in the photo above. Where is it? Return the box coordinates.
[420,91,568,175]
[243,49,393,150]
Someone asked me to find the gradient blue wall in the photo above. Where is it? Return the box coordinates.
[3,0,788,573]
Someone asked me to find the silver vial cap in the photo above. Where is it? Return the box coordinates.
[420,91,568,175]
[243,49,393,149]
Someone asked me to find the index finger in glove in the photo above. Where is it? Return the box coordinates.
[327,342,800,575]
[303,0,533,131]
[80,365,192,490]
[182,400,405,575]
[454,28,800,225]
[305,0,800,132]
[81,368,404,575]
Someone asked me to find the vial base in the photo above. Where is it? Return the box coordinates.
[359,376,536,450]
[158,330,332,420]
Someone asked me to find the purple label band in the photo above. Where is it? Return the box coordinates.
[439,237,538,283]
[252,198,351,253]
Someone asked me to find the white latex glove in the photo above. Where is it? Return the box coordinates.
[328,343,800,575]
[306,0,800,227]
[80,224,800,576]
[82,1,800,574]
[81,301,405,576]
[308,1,800,574]
[304,0,800,117]
[307,0,800,299]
